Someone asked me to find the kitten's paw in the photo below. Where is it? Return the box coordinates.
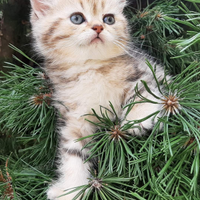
[128,123,149,136]
[47,185,80,200]
[124,118,154,136]
[47,185,63,200]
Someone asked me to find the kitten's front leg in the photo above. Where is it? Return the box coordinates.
[123,92,162,136]
[47,116,94,200]
[47,155,89,200]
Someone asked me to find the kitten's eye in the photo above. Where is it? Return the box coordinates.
[103,14,115,25]
[70,13,85,25]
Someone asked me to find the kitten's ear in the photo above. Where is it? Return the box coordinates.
[30,0,52,18]
[118,0,127,11]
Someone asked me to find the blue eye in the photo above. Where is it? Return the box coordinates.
[103,14,115,25]
[70,13,85,25]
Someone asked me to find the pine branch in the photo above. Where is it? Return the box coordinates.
[62,160,134,200]
[169,1,200,59]
[0,46,57,166]
[126,0,200,75]
[73,60,200,199]
[0,157,51,200]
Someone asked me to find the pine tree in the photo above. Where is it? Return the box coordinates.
[0,0,200,199]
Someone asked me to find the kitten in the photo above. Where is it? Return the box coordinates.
[30,0,166,199]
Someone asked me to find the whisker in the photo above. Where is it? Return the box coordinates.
[114,39,144,57]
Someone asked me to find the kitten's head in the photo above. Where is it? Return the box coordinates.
[30,0,129,63]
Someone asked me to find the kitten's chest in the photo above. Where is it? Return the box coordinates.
[52,65,127,115]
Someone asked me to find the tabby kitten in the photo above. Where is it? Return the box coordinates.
[30,0,165,199]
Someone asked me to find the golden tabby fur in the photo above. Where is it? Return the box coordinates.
[30,0,165,199]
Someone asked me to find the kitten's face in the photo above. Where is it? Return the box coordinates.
[31,0,129,63]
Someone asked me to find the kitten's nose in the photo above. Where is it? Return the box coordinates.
[92,25,104,34]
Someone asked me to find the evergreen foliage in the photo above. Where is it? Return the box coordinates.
[127,0,200,74]
[0,0,200,199]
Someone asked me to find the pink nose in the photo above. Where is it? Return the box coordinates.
[92,25,104,34]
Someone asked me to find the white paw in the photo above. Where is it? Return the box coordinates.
[47,185,63,200]
[124,118,154,136]
[47,185,80,200]
[128,123,148,136]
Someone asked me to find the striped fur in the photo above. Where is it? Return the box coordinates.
[30,0,166,199]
